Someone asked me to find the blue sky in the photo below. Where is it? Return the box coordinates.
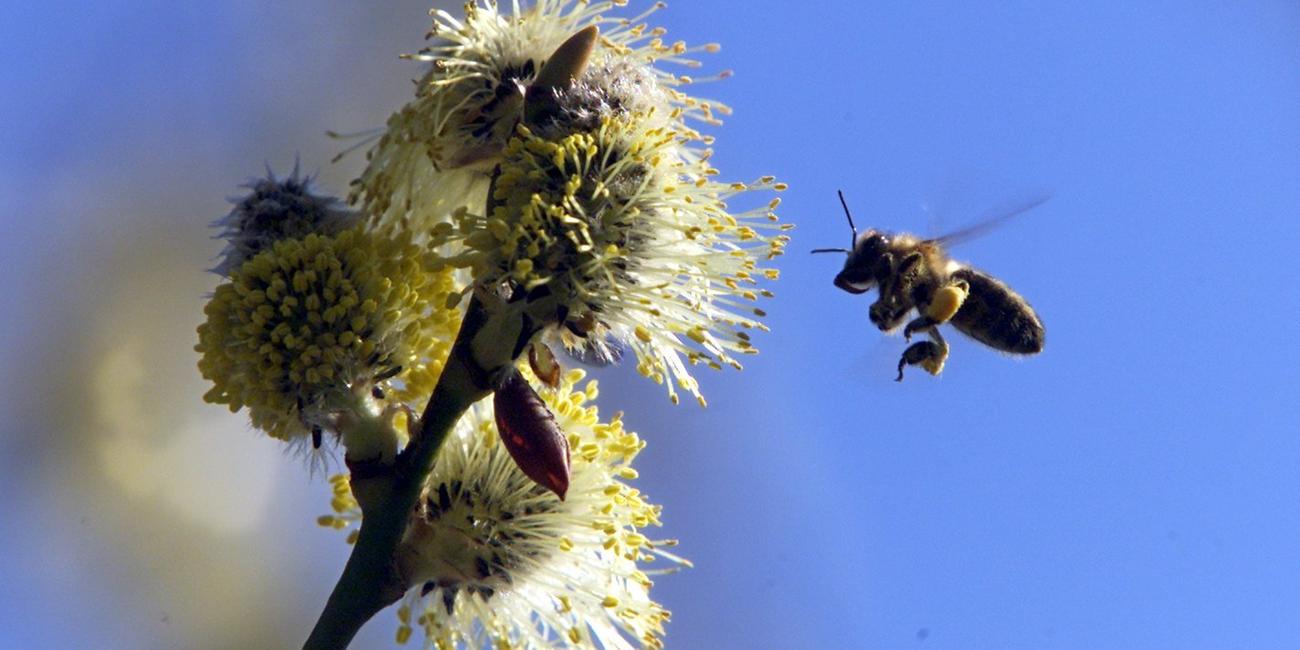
[3,1,1299,648]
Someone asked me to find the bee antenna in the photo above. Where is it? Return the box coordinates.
[810,247,850,255]
[836,189,859,242]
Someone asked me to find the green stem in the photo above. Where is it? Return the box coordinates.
[303,301,494,650]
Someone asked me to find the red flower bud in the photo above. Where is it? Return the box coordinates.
[528,342,562,388]
[494,370,570,499]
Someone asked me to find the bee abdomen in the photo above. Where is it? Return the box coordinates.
[948,268,1044,355]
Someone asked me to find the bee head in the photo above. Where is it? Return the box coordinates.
[830,230,890,294]
[868,250,925,331]
[812,190,894,294]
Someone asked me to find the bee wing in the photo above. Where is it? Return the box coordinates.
[926,194,1050,248]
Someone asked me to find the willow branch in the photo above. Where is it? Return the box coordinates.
[303,299,495,650]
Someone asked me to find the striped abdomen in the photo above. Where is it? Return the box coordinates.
[948,267,1044,354]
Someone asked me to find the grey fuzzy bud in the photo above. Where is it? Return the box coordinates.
[210,165,358,276]
[532,56,666,139]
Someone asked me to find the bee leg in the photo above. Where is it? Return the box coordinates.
[895,330,950,382]
[896,341,939,381]
[904,280,970,341]
[902,316,937,342]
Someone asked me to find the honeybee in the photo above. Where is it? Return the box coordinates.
[814,191,1046,381]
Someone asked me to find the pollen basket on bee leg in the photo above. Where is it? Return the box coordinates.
[926,283,969,323]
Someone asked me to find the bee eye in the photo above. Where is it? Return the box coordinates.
[871,254,894,281]
[834,267,873,294]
